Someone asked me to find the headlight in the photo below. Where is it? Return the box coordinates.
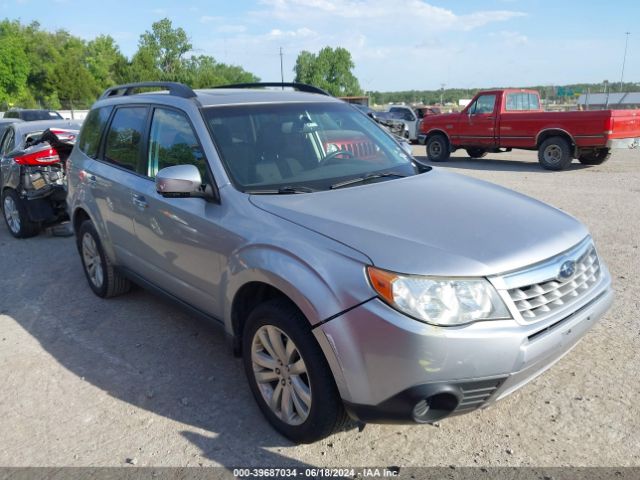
[367,266,510,326]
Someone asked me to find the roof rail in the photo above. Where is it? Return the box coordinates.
[211,82,331,96]
[100,82,197,100]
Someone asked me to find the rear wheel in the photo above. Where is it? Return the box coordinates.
[77,220,131,298]
[538,136,573,170]
[242,298,349,443]
[465,148,487,159]
[426,134,451,162]
[2,189,39,238]
[578,149,611,165]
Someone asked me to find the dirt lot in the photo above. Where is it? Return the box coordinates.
[0,148,638,468]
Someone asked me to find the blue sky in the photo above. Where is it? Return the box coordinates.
[3,0,639,91]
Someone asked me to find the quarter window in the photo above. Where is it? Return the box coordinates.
[103,107,148,173]
[147,108,207,179]
[506,93,541,111]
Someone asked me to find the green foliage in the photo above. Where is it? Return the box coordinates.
[0,17,258,110]
[294,47,362,96]
[0,20,30,107]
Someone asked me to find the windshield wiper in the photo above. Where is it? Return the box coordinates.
[330,172,406,190]
[246,185,317,195]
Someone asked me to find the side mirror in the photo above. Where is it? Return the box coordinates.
[156,164,203,198]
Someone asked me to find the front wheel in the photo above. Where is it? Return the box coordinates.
[578,149,611,165]
[538,136,573,170]
[426,134,451,162]
[242,298,349,443]
[465,148,487,159]
[2,189,39,238]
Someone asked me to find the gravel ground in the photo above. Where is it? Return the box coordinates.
[0,148,638,468]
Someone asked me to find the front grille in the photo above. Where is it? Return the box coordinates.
[454,378,505,413]
[508,245,600,320]
[339,141,376,158]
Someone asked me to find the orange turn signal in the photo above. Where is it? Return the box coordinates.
[366,266,398,304]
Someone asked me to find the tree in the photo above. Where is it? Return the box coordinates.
[86,35,128,91]
[0,21,29,107]
[131,18,192,81]
[294,47,362,96]
[183,55,258,88]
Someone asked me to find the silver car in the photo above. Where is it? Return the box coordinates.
[66,82,613,443]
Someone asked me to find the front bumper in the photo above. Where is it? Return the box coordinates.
[314,267,613,424]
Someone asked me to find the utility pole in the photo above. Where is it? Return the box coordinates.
[620,32,631,92]
[279,47,284,88]
[440,83,445,106]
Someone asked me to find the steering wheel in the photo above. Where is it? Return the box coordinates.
[319,149,355,166]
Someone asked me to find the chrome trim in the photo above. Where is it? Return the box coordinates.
[489,237,605,324]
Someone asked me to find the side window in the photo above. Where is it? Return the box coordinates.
[529,93,540,110]
[103,107,148,173]
[147,108,207,179]
[1,128,15,155]
[78,107,111,158]
[471,95,497,114]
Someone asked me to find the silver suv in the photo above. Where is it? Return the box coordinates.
[67,82,613,443]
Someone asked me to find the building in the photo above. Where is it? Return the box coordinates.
[577,92,640,110]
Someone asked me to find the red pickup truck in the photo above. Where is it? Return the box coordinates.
[418,89,640,170]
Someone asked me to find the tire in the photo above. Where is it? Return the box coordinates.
[2,189,39,238]
[578,149,611,165]
[538,136,573,170]
[426,134,451,162]
[242,298,349,443]
[465,148,487,159]
[77,219,130,298]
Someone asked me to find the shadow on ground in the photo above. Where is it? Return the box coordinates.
[0,228,335,467]
[413,154,591,173]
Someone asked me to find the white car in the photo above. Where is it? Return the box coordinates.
[389,105,419,142]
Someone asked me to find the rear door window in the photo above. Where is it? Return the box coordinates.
[103,107,148,173]
[0,128,15,155]
[78,107,112,158]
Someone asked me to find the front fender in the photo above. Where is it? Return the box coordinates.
[222,241,374,333]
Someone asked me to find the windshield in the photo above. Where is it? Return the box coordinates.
[202,102,416,192]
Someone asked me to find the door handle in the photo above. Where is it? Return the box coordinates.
[132,194,148,211]
[87,174,97,187]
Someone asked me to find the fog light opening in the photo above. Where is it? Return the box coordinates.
[412,393,458,423]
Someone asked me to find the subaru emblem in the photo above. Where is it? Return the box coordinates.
[559,260,576,280]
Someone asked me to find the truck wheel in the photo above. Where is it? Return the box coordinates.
[538,136,572,170]
[426,134,451,162]
[2,189,39,238]
[77,219,131,298]
[243,298,350,443]
[579,149,611,165]
[465,148,487,159]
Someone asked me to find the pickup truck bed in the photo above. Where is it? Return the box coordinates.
[419,89,640,170]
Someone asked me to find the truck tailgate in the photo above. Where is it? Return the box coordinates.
[610,110,640,139]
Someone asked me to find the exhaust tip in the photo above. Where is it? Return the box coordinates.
[412,393,459,423]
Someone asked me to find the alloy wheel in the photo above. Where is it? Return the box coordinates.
[82,232,104,288]
[251,325,312,426]
[3,195,21,234]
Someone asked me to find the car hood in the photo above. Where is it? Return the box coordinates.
[249,170,589,276]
